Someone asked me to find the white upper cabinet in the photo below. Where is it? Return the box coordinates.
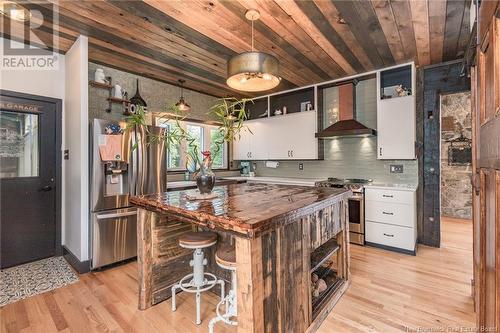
[232,111,318,160]
[232,119,269,160]
[233,62,417,161]
[376,64,416,160]
[267,112,318,160]
[232,123,252,160]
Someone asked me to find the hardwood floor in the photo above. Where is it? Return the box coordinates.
[0,217,474,333]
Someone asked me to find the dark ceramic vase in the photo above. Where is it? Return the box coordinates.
[195,164,216,194]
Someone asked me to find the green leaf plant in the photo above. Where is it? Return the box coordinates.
[125,97,253,174]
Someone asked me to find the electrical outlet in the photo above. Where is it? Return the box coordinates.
[298,163,303,171]
[390,164,403,173]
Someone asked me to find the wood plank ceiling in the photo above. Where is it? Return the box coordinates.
[1,0,471,97]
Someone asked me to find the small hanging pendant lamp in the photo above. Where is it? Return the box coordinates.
[175,79,191,112]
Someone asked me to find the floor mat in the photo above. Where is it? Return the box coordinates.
[0,256,79,307]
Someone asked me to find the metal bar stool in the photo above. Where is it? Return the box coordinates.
[171,231,225,325]
[208,245,237,333]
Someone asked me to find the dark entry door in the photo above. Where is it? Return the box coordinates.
[0,92,59,268]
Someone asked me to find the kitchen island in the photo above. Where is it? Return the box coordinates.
[130,183,351,333]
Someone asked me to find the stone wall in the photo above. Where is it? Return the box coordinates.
[440,92,472,219]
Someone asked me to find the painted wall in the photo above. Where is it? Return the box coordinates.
[440,92,472,219]
[0,38,65,100]
[63,36,89,261]
[1,36,70,252]
[255,78,418,183]
[88,63,218,123]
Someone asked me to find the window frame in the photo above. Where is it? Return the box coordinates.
[154,115,228,172]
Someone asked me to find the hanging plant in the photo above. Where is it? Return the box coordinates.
[125,97,253,182]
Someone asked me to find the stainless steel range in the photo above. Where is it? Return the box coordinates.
[315,178,372,245]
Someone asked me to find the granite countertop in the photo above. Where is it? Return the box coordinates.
[221,176,326,187]
[364,182,418,192]
[131,182,350,237]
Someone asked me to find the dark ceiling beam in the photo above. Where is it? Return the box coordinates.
[24,3,229,85]
[389,0,417,62]
[107,0,236,61]
[332,0,395,69]
[443,0,467,61]
[293,0,365,73]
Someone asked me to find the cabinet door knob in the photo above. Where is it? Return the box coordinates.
[291,150,293,157]
[383,233,394,237]
[287,150,290,157]
[379,147,382,156]
[382,211,394,215]
[382,194,393,198]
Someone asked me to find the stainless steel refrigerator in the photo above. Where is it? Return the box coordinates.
[90,119,166,269]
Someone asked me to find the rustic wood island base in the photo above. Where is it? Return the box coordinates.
[130,183,351,333]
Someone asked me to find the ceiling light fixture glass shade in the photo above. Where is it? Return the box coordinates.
[175,79,190,112]
[0,1,32,22]
[227,52,281,92]
[226,9,281,92]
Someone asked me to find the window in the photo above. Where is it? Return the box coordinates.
[186,124,203,163]
[165,122,182,169]
[0,111,39,178]
[156,117,228,171]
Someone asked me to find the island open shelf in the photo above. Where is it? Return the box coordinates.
[131,183,351,333]
[311,267,344,319]
[310,237,340,272]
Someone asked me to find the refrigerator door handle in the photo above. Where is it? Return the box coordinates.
[97,211,137,219]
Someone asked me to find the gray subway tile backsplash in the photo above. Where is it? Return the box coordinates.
[254,137,418,184]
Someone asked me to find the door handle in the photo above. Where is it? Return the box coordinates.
[382,194,393,198]
[287,150,290,157]
[383,233,394,237]
[38,185,52,192]
[96,211,137,219]
[290,150,293,157]
[382,211,394,215]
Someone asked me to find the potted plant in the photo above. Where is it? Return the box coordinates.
[126,97,252,197]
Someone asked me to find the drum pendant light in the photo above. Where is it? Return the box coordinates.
[226,9,281,92]
[175,79,191,112]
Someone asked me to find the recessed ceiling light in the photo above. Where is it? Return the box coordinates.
[0,1,31,22]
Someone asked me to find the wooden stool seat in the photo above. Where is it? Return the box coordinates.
[179,231,218,249]
[215,245,236,269]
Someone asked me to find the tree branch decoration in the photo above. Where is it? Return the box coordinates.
[125,97,253,174]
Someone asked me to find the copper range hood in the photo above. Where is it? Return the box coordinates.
[315,81,376,138]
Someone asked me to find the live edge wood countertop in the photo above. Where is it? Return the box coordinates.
[130,182,350,238]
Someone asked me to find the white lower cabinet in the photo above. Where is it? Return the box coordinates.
[232,111,318,160]
[364,187,417,254]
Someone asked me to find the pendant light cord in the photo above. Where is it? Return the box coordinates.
[251,18,254,52]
